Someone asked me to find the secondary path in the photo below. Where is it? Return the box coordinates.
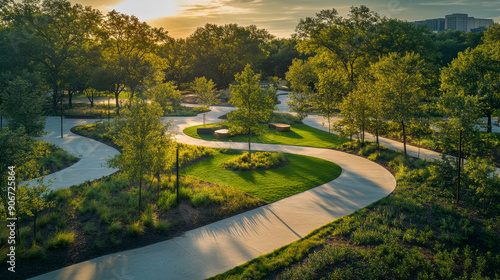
[29,106,396,280]
[27,117,119,190]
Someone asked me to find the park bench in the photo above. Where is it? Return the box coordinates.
[214,129,231,138]
[268,123,290,132]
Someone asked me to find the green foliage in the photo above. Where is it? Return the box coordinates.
[146,81,183,114]
[228,65,274,160]
[285,58,315,121]
[47,231,75,249]
[268,113,301,125]
[1,71,46,136]
[108,100,175,211]
[126,221,144,237]
[222,152,287,171]
[191,76,219,125]
[184,23,273,88]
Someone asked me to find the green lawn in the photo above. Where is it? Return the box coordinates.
[181,149,342,203]
[183,123,349,149]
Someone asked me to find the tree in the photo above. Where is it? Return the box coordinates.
[370,18,438,62]
[336,81,370,145]
[285,58,316,121]
[108,100,171,211]
[464,157,499,211]
[186,24,273,89]
[1,71,46,137]
[440,47,500,133]
[146,81,182,115]
[295,6,380,87]
[228,65,273,162]
[1,0,102,112]
[101,10,170,108]
[18,178,54,244]
[260,38,309,79]
[314,68,346,134]
[191,77,219,126]
[372,52,430,157]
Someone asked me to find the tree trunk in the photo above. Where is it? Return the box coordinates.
[68,91,72,109]
[52,81,59,113]
[33,211,37,245]
[248,129,252,163]
[138,177,142,212]
[402,121,407,158]
[156,173,161,202]
[487,112,492,133]
[376,123,380,152]
[115,91,120,108]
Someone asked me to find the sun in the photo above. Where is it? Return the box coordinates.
[110,0,179,19]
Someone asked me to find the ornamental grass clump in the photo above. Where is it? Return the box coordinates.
[222,151,288,171]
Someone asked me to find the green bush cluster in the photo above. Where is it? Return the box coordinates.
[222,151,288,171]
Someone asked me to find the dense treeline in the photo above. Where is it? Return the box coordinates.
[286,6,500,164]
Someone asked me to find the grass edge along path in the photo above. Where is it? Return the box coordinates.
[181,149,342,203]
[183,123,348,149]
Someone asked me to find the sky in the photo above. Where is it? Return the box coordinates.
[71,0,500,38]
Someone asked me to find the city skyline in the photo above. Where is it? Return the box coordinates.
[69,0,500,38]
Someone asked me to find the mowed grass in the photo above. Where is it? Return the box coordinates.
[181,150,342,203]
[183,123,348,149]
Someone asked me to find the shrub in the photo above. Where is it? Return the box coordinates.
[47,231,75,249]
[155,220,170,234]
[108,221,123,234]
[142,210,157,228]
[84,223,97,235]
[268,112,301,124]
[222,151,288,171]
[27,244,45,260]
[126,221,144,237]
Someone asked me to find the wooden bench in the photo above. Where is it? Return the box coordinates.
[268,123,290,132]
[214,129,231,138]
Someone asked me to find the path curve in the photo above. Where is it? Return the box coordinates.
[29,104,396,279]
[29,117,120,190]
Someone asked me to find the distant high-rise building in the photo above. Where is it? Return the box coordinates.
[412,13,493,32]
[413,18,445,32]
[445,13,469,32]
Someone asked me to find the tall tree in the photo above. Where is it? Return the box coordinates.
[186,24,273,89]
[440,47,500,133]
[372,52,430,157]
[314,68,346,134]
[285,58,316,121]
[191,77,219,126]
[101,10,170,108]
[1,71,46,137]
[295,6,380,87]
[228,65,274,162]
[108,100,171,211]
[1,0,102,112]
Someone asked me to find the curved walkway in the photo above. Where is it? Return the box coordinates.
[29,106,396,280]
[29,117,120,190]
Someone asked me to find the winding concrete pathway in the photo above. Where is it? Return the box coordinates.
[28,103,396,280]
[27,117,120,190]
